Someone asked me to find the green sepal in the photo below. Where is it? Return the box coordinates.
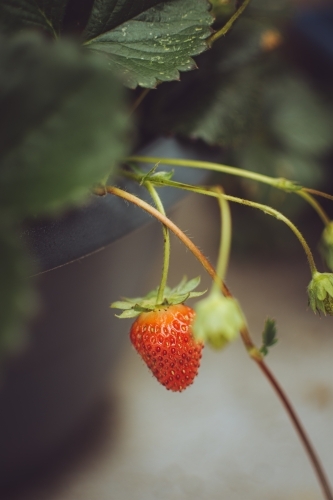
[127,162,175,185]
[148,171,174,183]
[111,275,206,318]
[110,300,135,310]
[308,272,333,315]
[260,318,277,356]
[115,309,142,319]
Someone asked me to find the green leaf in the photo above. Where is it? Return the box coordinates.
[0,33,129,215]
[0,0,69,36]
[85,0,213,88]
[0,222,36,363]
[184,70,260,146]
[83,0,166,40]
[260,318,277,356]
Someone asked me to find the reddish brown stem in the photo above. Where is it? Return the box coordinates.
[302,187,333,202]
[97,185,333,500]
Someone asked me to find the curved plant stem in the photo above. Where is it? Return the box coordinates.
[303,187,333,203]
[298,191,331,226]
[208,0,252,46]
[145,181,170,304]
[95,184,333,500]
[126,155,277,187]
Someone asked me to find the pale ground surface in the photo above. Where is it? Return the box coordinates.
[3,194,333,500]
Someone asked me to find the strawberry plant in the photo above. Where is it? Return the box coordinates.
[1,0,333,498]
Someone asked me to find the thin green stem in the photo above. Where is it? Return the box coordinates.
[298,191,331,225]
[145,181,170,304]
[210,186,232,293]
[208,0,252,46]
[95,184,333,500]
[302,187,333,202]
[126,155,277,187]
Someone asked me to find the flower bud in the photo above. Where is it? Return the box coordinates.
[308,272,333,315]
[320,222,333,272]
[193,292,245,349]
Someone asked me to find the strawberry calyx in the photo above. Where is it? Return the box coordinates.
[111,276,206,318]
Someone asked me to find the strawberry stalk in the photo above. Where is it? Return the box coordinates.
[95,184,333,500]
[144,181,170,304]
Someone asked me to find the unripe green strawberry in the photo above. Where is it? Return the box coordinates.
[130,304,203,392]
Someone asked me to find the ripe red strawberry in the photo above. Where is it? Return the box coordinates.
[130,304,203,392]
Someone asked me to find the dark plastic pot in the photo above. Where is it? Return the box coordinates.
[0,137,217,486]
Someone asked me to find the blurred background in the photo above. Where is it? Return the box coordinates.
[1,0,333,499]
